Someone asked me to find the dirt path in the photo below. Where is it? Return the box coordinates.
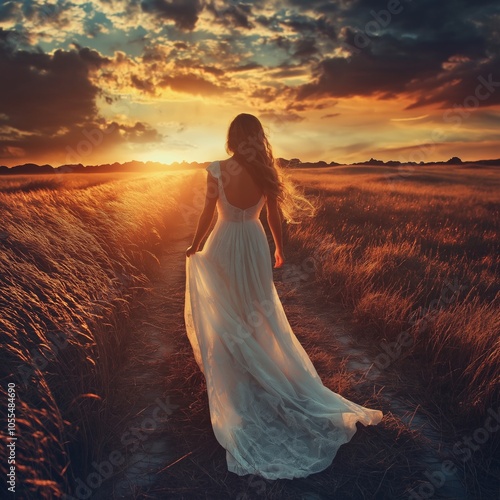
[93,229,192,499]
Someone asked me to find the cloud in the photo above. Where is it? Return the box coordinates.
[406,57,500,109]
[259,110,304,124]
[279,13,337,41]
[104,121,165,143]
[0,119,164,161]
[293,0,499,109]
[390,115,429,122]
[250,85,293,105]
[296,48,422,101]
[1,0,499,164]
[130,74,156,95]
[159,73,228,96]
[140,0,203,31]
[0,2,18,23]
[0,29,110,133]
[206,1,254,30]
[292,37,319,61]
[296,27,496,108]
[0,28,163,163]
[267,63,309,79]
[227,62,262,73]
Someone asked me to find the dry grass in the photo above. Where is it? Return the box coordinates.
[0,171,192,498]
[1,164,498,498]
[0,172,134,192]
[284,164,499,488]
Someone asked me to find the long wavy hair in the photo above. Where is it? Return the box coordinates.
[225,113,318,224]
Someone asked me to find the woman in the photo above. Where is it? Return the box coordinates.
[184,113,383,480]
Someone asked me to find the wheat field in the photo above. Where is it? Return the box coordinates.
[0,164,498,498]
[288,164,499,422]
[0,171,192,497]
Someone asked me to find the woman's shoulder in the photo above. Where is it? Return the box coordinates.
[206,158,235,177]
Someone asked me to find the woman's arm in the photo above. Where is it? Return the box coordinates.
[186,173,218,257]
[266,195,285,268]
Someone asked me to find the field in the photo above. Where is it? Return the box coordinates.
[289,164,499,423]
[0,171,191,496]
[0,164,498,499]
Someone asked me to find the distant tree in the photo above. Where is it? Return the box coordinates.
[365,158,384,165]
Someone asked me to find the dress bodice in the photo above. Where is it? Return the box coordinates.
[206,161,266,222]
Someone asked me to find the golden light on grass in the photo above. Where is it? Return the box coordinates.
[0,163,498,497]
[288,164,499,422]
[0,170,195,497]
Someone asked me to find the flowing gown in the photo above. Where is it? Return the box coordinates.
[184,160,383,480]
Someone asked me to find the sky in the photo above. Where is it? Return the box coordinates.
[0,0,499,167]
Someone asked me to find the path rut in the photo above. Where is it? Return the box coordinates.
[93,230,192,499]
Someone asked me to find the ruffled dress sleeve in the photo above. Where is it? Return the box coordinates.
[205,161,221,179]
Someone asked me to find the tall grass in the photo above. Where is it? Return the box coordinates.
[0,172,127,193]
[0,171,192,498]
[2,164,497,497]
[286,164,499,432]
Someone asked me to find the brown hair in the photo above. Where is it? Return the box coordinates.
[225,113,317,224]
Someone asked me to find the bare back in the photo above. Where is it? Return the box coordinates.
[219,158,264,210]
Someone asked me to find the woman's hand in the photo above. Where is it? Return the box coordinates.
[186,244,199,258]
[274,248,285,268]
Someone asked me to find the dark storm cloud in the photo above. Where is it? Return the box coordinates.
[266,35,320,67]
[406,58,500,109]
[280,13,337,41]
[345,0,498,39]
[293,38,319,60]
[295,0,500,108]
[0,2,17,22]
[260,12,336,67]
[297,33,441,100]
[0,29,163,161]
[206,1,254,30]
[0,119,164,163]
[0,30,110,132]
[140,0,203,31]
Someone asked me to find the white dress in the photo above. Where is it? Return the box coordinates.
[184,160,383,480]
